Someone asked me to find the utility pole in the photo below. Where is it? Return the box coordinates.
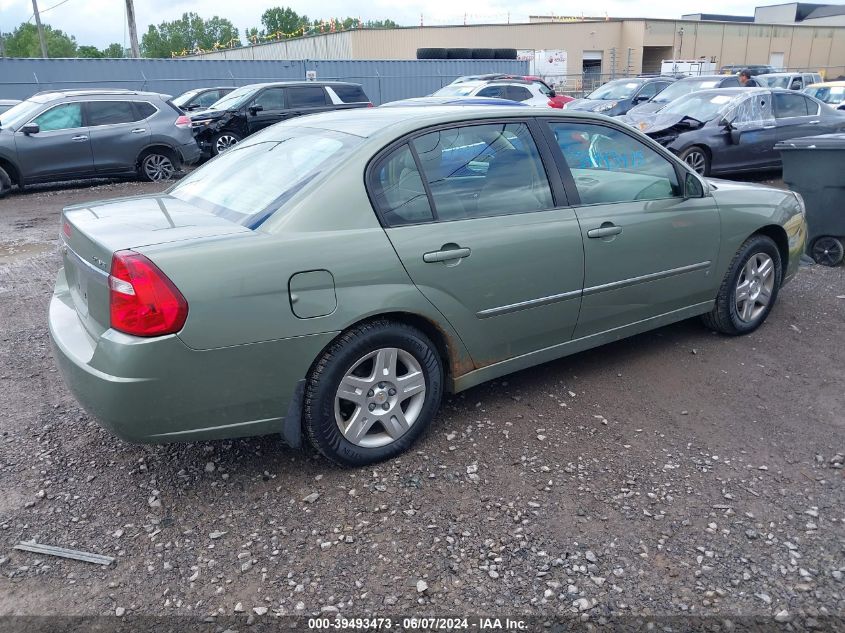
[31,0,48,58]
[125,0,140,58]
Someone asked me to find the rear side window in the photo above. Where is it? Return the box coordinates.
[134,102,157,119]
[549,122,681,205]
[87,101,136,126]
[287,86,328,108]
[774,92,809,117]
[506,86,533,102]
[330,84,368,103]
[477,85,508,99]
[721,76,740,87]
[370,145,434,226]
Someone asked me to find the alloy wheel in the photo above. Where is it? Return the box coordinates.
[811,236,844,267]
[734,253,775,323]
[334,347,427,448]
[684,150,707,175]
[215,134,239,154]
[143,154,175,181]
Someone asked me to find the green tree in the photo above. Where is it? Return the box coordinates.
[261,7,309,38]
[77,45,102,58]
[3,22,77,58]
[141,12,241,57]
[101,43,125,58]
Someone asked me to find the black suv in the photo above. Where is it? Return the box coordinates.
[190,81,372,155]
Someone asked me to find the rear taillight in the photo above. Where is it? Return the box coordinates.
[175,115,191,128]
[109,250,188,337]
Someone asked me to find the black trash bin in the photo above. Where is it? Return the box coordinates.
[777,133,845,266]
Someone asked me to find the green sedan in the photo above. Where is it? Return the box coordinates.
[49,107,807,466]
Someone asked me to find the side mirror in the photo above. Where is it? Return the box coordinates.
[548,89,557,98]
[21,123,39,135]
[684,172,705,198]
[633,95,649,104]
[248,104,264,115]
[730,129,742,145]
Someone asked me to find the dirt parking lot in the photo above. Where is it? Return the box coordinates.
[0,176,843,629]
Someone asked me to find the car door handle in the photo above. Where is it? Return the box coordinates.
[809,120,820,125]
[130,128,147,134]
[71,135,88,142]
[587,224,623,239]
[423,246,471,263]
[762,125,777,129]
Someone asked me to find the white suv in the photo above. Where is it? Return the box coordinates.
[432,80,554,106]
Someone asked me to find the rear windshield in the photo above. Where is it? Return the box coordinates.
[433,84,480,97]
[169,127,362,228]
[331,84,369,103]
[652,79,720,103]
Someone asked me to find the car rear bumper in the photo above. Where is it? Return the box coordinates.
[176,141,202,166]
[49,268,335,444]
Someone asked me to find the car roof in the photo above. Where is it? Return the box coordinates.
[266,106,614,140]
[28,89,168,103]
[675,75,733,82]
[758,72,801,77]
[234,81,361,90]
[807,81,845,87]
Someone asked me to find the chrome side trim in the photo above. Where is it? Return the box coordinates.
[582,261,711,296]
[477,289,581,319]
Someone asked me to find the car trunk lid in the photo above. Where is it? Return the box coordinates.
[60,194,249,338]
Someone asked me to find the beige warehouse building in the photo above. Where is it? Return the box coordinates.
[195,16,845,83]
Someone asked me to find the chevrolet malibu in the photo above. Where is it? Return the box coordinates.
[49,107,807,466]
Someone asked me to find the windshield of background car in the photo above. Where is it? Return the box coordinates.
[764,76,793,89]
[169,127,362,228]
[652,79,720,103]
[433,84,481,97]
[0,99,43,129]
[660,92,738,122]
[587,80,642,100]
[805,85,845,104]
[207,85,256,110]
[172,89,201,107]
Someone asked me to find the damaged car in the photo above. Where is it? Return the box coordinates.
[619,88,845,176]
[190,81,372,156]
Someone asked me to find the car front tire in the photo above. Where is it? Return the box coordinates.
[679,146,711,176]
[702,234,783,335]
[211,131,241,156]
[0,165,12,198]
[303,319,444,467]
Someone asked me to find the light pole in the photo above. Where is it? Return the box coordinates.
[31,0,48,58]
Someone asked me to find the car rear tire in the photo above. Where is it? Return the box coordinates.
[702,234,783,335]
[303,319,444,467]
[0,166,11,199]
[138,149,177,182]
[211,131,241,156]
[810,236,844,267]
[679,146,711,176]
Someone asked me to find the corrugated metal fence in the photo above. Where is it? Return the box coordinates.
[0,58,528,104]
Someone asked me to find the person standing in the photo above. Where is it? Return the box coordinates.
[739,69,761,87]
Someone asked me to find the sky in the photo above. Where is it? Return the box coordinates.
[1,0,843,49]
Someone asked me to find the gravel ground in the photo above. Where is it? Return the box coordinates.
[0,175,843,630]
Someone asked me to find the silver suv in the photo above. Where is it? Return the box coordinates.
[0,89,201,197]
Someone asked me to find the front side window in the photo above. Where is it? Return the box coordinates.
[287,86,328,108]
[33,103,83,131]
[636,83,661,101]
[774,92,809,117]
[549,122,681,205]
[370,145,434,226]
[193,90,220,108]
[253,88,286,110]
[87,101,136,126]
[411,122,553,220]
